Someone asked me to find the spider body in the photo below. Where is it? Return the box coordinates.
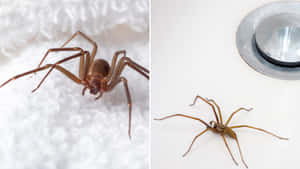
[0,31,149,139]
[210,121,236,138]
[85,59,110,95]
[155,95,288,168]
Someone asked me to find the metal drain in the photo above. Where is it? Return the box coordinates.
[236,1,300,80]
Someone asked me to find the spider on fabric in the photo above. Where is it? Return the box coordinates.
[0,31,149,139]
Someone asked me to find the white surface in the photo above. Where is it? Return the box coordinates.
[0,1,149,169]
[152,0,296,169]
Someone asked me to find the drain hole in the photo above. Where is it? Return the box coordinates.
[254,13,300,68]
[254,34,300,67]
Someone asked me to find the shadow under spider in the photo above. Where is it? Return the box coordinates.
[154,95,288,168]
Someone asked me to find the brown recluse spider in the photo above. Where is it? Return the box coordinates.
[154,95,288,168]
[0,31,149,139]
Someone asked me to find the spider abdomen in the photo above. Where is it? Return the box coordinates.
[91,59,110,77]
[224,127,237,139]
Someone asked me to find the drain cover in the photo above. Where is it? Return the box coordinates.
[237,1,300,80]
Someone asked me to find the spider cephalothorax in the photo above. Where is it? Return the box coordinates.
[0,31,149,139]
[155,95,288,168]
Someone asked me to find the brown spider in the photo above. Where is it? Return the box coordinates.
[0,31,149,139]
[154,95,288,168]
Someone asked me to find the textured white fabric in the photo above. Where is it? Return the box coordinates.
[0,0,149,169]
[0,0,148,58]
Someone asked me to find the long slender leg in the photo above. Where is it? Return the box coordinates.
[225,108,253,126]
[104,50,126,82]
[32,52,84,92]
[110,56,149,82]
[104,55,148,137]
[189,95,220,124]
[122,57,149,74]
[114,60,149,80]
[0,65,54,88]
[154,114,210,128]
[61,31,98,68]
[0,63,83,89]
[37,47,91,81]
[222,134,239,166]
[182,128,209,157]
[115,57,149,79]
[206,98,223,124]
[39,49,89,81]
[230,125,288,140]
[83,51,91,80]
[37,47,83,68]
[49,64,84,84]
[38,47,90,80]
[234,136,248,168]
[107,77,133,139]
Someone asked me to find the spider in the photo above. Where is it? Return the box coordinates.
[154,95,288,168]
[0,31,149,139]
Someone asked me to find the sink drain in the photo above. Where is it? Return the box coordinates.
[236,1,300,80]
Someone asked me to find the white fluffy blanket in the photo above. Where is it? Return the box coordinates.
[0,0,149,169]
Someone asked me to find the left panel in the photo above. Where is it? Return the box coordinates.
[0,0,149,168]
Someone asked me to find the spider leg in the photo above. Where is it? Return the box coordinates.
[233,136,248,168]
[222,134,239,166]
[82,86,88,96]
[37,48,90,81]
[225,108,253,126]
[105,50,126,82]
[189,95,220,124]
[182,128,208,157]
[154,114,210,128]
[110,56,149,83]
[118,57,149,79]
[32,52,85,92]
[0,62,83,89]
[107,77,132,139]
[61,31,97,68]
[230,125,288,140]
[37,47,83,68]
[206,98,223,124]
[82,51,91,80]
[0,65,54,88]
[121,57,149,74]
